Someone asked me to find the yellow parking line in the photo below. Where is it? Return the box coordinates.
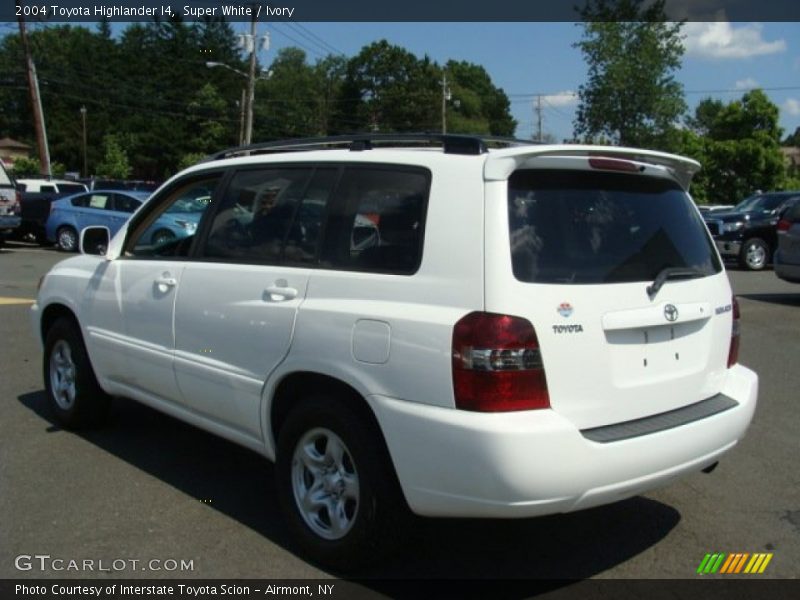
[0,297,34,305]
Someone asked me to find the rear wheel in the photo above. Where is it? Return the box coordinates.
[275,395,407,571]
[43,318,110,428]
[56,226,78,252]
[739,237,769,271]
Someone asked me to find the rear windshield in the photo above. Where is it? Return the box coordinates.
[58,183,87,194]
[508,169,722,284]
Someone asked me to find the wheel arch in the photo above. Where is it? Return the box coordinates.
[40,302,79,344]
[268,371,408,506]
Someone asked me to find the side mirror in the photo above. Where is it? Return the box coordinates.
[80,226,110,256]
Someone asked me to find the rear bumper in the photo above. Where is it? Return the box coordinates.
[774,250,800,283]
[372,365,757,518]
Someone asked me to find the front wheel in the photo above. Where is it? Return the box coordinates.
[275,395,407,571]
[739,237,770,271]
[43,318,110,428]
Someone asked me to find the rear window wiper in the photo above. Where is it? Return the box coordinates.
[647,267,706,299]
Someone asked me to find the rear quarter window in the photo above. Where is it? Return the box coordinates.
[508,169,722,284]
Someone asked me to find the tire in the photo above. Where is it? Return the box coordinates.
[152,229,176,246]
[43,317,110,429]
[56,226,79,252]
[275,395,407,571]
[739,237,770,271]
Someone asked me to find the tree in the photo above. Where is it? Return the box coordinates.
[573,0,686,147]
[186,83,228,153]
[783,126,800,147]
[681,90,786,204]
[335,40,439,132]
[95,135,131,179]
[445,60,516,136]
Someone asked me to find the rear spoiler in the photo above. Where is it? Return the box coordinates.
[484,145,701,190]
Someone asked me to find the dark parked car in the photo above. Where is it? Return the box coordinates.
[703,191,800,270]
[775,201,800,283]
[0,162,21,247]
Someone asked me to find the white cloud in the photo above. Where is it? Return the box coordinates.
[542,91,578,107]
[683,22,786,59]
[784,99,800,117]
[735,78,759,90]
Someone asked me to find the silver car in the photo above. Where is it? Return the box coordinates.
[775,201,800,283]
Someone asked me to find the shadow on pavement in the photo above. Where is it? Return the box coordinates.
[18,390,681,588]
[739,292,800,307]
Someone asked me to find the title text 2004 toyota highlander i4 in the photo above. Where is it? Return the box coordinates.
[31,135,757,569]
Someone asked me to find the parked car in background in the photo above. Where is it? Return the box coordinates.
[703,191,800,270]
[87,178,161,192]
[0,162,21,247]
[697,204,734,215]
[775,200,800,283]
[45,189,204,252]
[16,178,88,195]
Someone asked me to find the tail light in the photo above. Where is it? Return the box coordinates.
[452,312,550,412]
[777,218,791,233]
[727,296,740,368]
[13,189,21,215]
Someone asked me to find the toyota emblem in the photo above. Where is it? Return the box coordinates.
[664,304,679,322]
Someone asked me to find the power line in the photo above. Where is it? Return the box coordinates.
[283,22,345,57]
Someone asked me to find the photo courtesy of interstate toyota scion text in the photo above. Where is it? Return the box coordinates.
[31,134,758,570]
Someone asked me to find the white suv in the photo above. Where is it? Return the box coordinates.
[31,135,758,569]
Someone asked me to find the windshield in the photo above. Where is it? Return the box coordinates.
[0,165,12,186]
[508,169,722,284]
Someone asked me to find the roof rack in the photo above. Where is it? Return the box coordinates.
[203,133,537,162]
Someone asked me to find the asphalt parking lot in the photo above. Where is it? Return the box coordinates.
[1,241,799,586]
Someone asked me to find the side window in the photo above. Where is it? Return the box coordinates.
[320,167,429,274]
[40,184,56,193]
[202,167,329,264]
[87,193,113,210]
[125,176,220,258]
[113,194,141,213]
[71,194,90,207]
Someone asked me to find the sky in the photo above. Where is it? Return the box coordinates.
[227,21,800,142]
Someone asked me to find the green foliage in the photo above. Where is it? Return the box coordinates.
[680,90,786,204]
[177,152,207,171]
[0,24,514,176]
[783,126,800,147]
[574,0,686,147]
[10,156,41,178]
[95,135,131,179]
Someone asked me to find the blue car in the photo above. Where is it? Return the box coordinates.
[46,190,204,252]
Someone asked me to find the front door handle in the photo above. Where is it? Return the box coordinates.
[265,280,298,301]
[154,273,178,292]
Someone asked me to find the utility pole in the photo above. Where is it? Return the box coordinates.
[238,88,246,146]
[244,13,257,146]
[80,106,87,178]
[16,4,51,176]
[441,72,451,134]
[535,95,543,143]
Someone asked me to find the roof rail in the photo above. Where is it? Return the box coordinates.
[203,133,536,162]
